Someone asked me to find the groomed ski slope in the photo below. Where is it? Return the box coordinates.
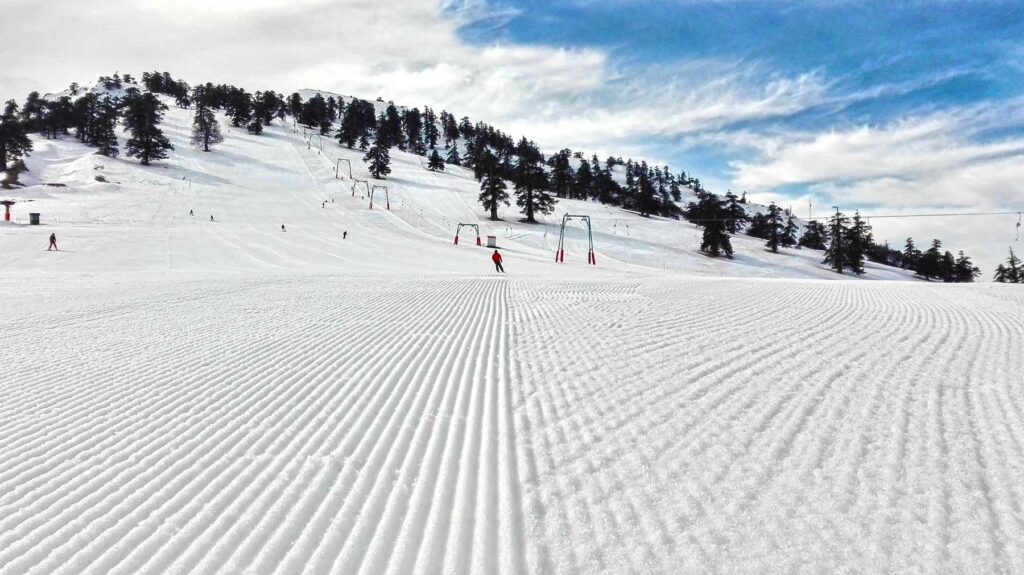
[2,93,1023,574]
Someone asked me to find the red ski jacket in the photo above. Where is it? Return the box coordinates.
[492,252,502,263]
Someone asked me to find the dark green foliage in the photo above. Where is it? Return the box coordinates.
[549,149,574,198]
[427,149,445,171]
[445,144,461,166]
[0,100,33,171]
[765,203,784,253]
[338,99,375,148]
[690,192,733,258]
[477,149,509,221]
[512,137,554,223]
[363,123,391,179]
[123,92,173,165]
[823,211,851,273]
[723,191,747,233]
[93,96,120,157]
[403,108,426,155]
[746,213,772,240]
[191,104,223,152]
[782,213,799,248]
[993,248,1022,283]
[799,220,828,250]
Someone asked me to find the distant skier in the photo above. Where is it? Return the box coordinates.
[492,249,504,273]
[47,233,58,251]
[343,230,348,239]
[210,215,215,222]
[282,225,287,232]
[189,209,194,216]
[322,201,326,208]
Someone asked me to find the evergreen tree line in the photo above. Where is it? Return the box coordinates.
[0,71,1011,282]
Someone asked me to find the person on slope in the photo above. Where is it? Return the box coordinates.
[210,215,215,222]
[282,225,287,232]
[343,230,348,239]
[492,249,504,273]
[47,233,58,251]
[189,209,194,216]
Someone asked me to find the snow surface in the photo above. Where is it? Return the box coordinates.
[2,95,1023,574]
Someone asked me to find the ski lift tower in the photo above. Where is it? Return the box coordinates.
[555,214,596,264]
[1,200,14,222]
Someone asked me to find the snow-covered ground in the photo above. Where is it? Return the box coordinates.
[2,96,1022,574]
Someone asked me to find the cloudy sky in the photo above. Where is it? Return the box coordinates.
[2,0,1023,272]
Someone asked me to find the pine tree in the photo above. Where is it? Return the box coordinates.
[72,93,98,144]
[1002,247,1022,283]
[993,264,1012,283]
[953,251,981,283]
[191,104,223,152]
[918,239,944,280]
[93,95,120,158]
[445,144,461,166]
[364,124,391,179]
[20,92,45,132]
[512,137,554,223]
[403,108,425,155]
[381,105,403,149]
[427,149,445,171]
[823,210,850,273]
[799,220,828,250]
[478,150,509,221]
[723,191,747,233]
[123,92,173,165]
[635,163,659,217]
[549,149,574,198]
[782,213,799,248]
[693,192,733,257]
[746,213,772,239]
[844,211,872,275]
[0,100,33,171]
[765,202,784,253]
[902,237,921,272]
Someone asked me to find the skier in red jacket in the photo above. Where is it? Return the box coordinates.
[492,249,504,273]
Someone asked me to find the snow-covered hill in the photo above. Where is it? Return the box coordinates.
[3,91,1022,574]
[3,90,911,279]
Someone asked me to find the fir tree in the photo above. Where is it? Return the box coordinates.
[844,211,872,275]
[427,149,445,171]
[512,137,554,223]
[549,149,574,198]
[953,251,981,283]
[191,104,223,152]
[363,124,391,179]
[823,210,850,273]
[380,104,403,149]
[782,213,799,248]
[993,264,1012,283]
[403,108,425,155]
[723,191,747,233]
[799,220,828,250]
[635,162,659,217]
[93,95,120,158]
[478,150,509,221]
[123,92,173,165]
[765,202,784,253]
[692,192,733,257]
[746,213,772,239]
[997,247,1022,283]
[0,100,33,171]
[20,92,45,132]
[902,238,921,272]
[917,239,944,280]
[445,144,461,166]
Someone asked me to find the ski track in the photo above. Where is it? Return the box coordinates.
[2,275,1023,574]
